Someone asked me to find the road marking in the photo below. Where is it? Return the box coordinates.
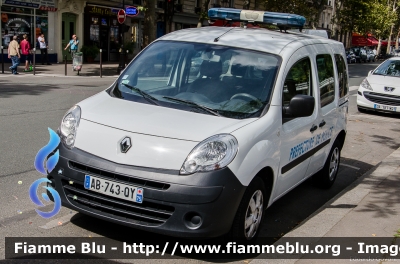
[341,163,360,170]
[39,212,80,229]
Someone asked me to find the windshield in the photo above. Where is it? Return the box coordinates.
[112,41,280,119]
[373,60,400,77]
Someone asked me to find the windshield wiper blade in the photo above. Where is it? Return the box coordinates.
[162,96,222,117]
[121,83,160,105]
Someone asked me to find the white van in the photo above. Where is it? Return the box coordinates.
[51,8,349,241]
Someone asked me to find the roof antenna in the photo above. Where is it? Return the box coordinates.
[214,27,235,42]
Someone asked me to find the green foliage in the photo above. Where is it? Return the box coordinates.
[368,0,397,38]
[264,0,327,26]
[334,0,398,39]
[80,45,100,58]
[137,6,147,12]
[124,41,135,54]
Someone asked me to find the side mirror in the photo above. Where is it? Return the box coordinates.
[368,70,372,76]
[283,94,315,118]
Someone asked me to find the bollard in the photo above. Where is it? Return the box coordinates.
[33,48,36,75]
[99,49,102,78]
[1,46,4,74]
[65,55,67,76]
[124,50,129,67]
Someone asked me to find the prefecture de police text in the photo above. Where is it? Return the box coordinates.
[289,127,334,161]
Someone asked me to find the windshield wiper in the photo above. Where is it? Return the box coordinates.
[162,96,222,117]
[121,83,160,105]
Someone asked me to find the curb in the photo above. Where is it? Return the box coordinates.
[250,146,400,263]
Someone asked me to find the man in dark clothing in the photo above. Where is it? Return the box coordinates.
[37,33,51,65]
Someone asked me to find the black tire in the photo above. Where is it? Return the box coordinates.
[230,177,266,241]
[314,140,341,189]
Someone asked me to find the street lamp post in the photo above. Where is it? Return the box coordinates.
[117,0,126,74]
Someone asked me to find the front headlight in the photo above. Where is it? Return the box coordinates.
[360,78,373,91]
[59,105,81,149]
[180,134,238,175]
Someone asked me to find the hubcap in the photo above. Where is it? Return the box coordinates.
[244,190,263,239]
[329,147,339,181]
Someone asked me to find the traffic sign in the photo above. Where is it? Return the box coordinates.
[117,9,126,24]
[126,6,139,17]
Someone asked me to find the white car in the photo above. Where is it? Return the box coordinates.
[357,57,400,113]
[50,8,349,241]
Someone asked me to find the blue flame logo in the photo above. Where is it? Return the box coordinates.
[29,178,61,218]
[34,128,60,174]
[30,128,61,218]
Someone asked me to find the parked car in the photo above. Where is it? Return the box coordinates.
[366,50,375,62]
[351,47,368,63]
[357,57,400,113]
[346,49,357,64]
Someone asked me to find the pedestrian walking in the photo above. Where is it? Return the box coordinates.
[20,34,31,72]
[8,35,20,75]
[37,33,51,65]
[64,34,79,71]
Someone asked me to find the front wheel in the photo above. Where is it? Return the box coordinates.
[314,140,341,189]
[230,177,266,241]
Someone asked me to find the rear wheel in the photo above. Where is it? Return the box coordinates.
[314,140,341,189]
[230,177,266,241]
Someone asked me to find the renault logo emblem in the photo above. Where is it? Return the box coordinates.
[120,137,132,153]
[384,86,395,92]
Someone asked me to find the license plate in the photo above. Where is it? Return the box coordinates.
[84,175,143,203]
[374,104,397,112]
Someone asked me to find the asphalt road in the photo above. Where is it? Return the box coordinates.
[1,61,400,263]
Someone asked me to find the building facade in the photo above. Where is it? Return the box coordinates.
[56,0,143,62]
[1,0,57,61]
[1,0,342,63]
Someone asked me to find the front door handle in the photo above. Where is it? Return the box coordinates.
[310,124,318,132]
[319,120,326,128]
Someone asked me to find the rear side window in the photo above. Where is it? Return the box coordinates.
[316,54,335,107]
[282,57,313,106]
[334,54,348,98]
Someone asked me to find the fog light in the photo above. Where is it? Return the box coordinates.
[66,135,75,146]
[184,212,203,229]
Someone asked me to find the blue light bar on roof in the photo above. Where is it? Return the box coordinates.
[208,8,306,28]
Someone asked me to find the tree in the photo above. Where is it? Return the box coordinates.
[385,0,399,54]
[197,0,212,27]
[368,0,397,55]
[143,0,156,47]
[264,0,327,28]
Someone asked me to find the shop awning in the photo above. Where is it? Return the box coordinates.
[352,33,395,47]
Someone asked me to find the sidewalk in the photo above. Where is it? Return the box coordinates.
[253,146,400,263]
[0,62,120,77]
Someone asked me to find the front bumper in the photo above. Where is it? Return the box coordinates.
[48,144,246,237]
[357,89,400,113]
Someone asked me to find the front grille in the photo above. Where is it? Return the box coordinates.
[69,161,170,190]
[63,180,174,226]
[369,92,400,99]
[364,92,400,106]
